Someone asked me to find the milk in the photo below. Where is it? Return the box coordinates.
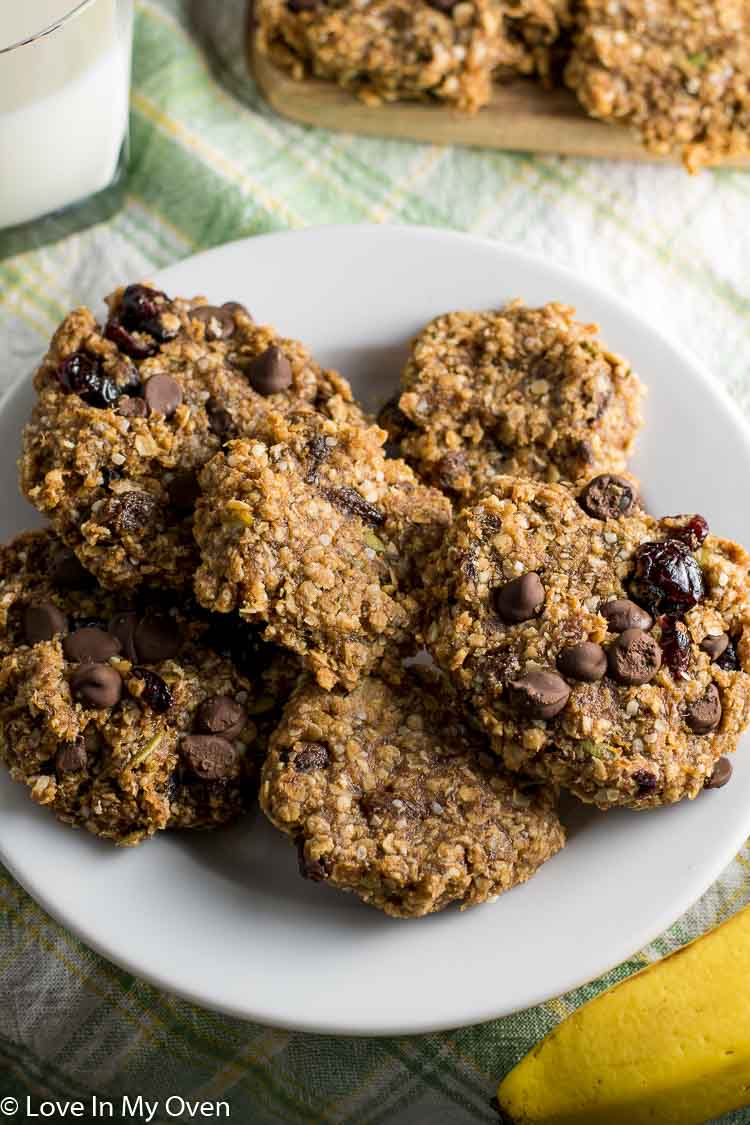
[0,0,133,230]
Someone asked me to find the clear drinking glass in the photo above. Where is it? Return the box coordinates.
[0,0,134,256]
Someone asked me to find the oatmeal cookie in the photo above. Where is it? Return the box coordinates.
[0,530,299,845]
[260,672,565,916]
[256,0,534,112]
[423,475,750,808]
[193,410,452,691]
[20,284,365,592]
[380,302,644,503]
[566,0,750,171]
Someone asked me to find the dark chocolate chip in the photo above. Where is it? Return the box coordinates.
[494,573,545,625]
[326,485,385,527]
[108,612,139,662]
[70,663,123,708]
[507,670,571,719]
[49,545,93,589]
[189,305,236,340]
[632,769,658,796]
[55,738,87,775]
[292,742,329,773]
[705,755,732,789]
[180,735,237,780]
[557,641,607,682]
[205,397,234,438]
[600,598,653,633]
[63,627,121,663]
[579,474,636,520]
[134,614,180,663]
[23,601,67,644]
[195,695,247,740]
[143,373,183,419]
[113,490,159,535]
[685,683,722,734]
[131,667,172,713]
[246,346,293,396]
[701,633,729,661]
[116,395,147,419]
[607,628,662,686]
[296,837,329,882]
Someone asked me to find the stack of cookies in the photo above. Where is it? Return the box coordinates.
[4,280,749,918]
[254,0,750,171]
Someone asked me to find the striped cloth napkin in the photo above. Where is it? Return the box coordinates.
[1,1,749,1120]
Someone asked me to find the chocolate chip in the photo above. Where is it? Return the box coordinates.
[632,769,658,796]
[49,546,92,589]
[607,628,662,686]
[63,627,121,663]
[507,670,571,719]
[23,601,67,644]
[296,838,329,882]
[326,486,385,527]
[557,641,607,682]
[55,737,87,775]
[246,346,293,396]
[134,614,180,663]
[205,397,234,438]
[705,755,732,789]
[685,683,722,734]
[600,599,653,633]
[292,742,329,773]
[143,373,183,419]
[189,305,236,340]
[195,695,247,740]
[701,633,729,661]
[113,490,159,535]
[168,471,200,512]
[494,573,545,625]
[579,475,637,520]
[116,395,147,419]
[108,612,139,662]
[180,735,238,781]
[131,667,172,713]
[70,663,123,708]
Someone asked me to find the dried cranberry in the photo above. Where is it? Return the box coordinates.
[105,317,159,360]
[630,539,705,615]
[658,614,691,680]
[717,637,740,672]
[668,514,709,550]
[57,353,119,408]
[120,284,165,328]
[632,769,658,795]
[131,667,172,713]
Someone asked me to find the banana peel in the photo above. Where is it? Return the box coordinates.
[496,904,750,1124]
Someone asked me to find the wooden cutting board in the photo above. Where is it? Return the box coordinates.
[252,47,679,164]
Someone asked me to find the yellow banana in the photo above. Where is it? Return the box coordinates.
[497,905,750,1124]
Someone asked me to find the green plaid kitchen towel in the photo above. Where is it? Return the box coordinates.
[1,1,750,1121]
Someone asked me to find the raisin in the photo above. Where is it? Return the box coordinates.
[630,539,705,615]
[668,514,709,550]
[632,769,658,795]
[296,838,329,882]
[57,353,119,408]
[658,614,691,680]
[131,667,172,713]
[326,485,385,527]
[717,638,740,672]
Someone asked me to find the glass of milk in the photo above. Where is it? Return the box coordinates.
[0,0,133,240]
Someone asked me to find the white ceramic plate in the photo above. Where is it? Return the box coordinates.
[1,226,749,1036]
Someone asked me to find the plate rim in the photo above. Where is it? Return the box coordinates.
[2,223,750,1035]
